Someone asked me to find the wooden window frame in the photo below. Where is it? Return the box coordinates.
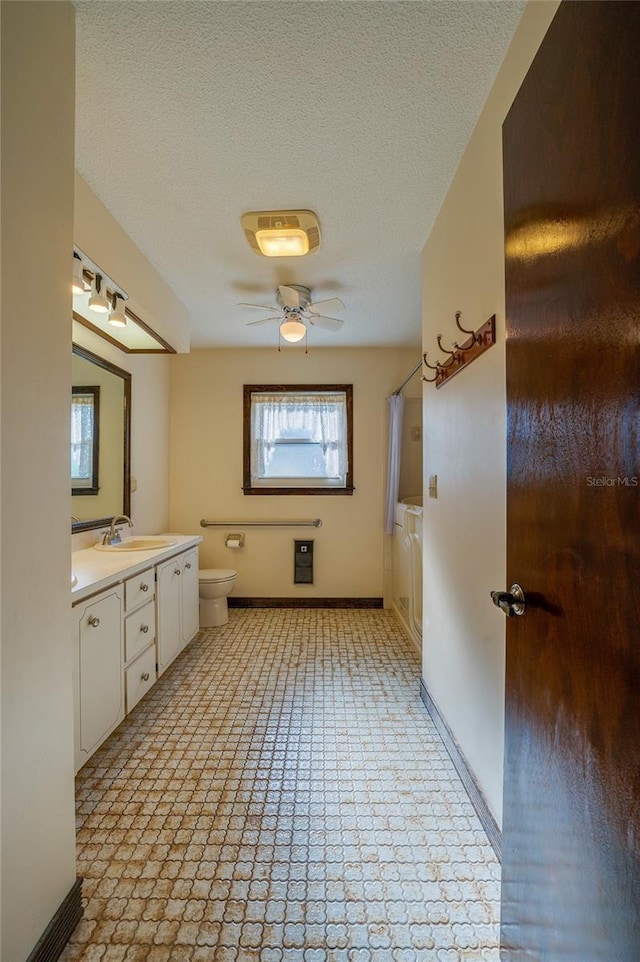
[243,384,354,496]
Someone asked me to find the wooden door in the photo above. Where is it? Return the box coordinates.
[501,2,640,959]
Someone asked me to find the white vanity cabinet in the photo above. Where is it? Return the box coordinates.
[72,538,201,771]
[73,586,124,771]
[156,547,200,676]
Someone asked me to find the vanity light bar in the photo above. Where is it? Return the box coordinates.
[73,246,129,308]
[72,246,176,353]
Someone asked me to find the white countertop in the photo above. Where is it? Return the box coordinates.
[71,534,203,604]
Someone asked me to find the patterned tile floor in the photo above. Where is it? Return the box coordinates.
[62,609,500,962]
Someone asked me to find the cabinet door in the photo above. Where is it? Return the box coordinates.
[156,556,182,675]
[76,588,124,769]
[180,547,200,648]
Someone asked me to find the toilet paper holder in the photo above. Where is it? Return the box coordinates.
[225,533,245,549]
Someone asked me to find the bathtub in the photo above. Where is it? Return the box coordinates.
[392,500,423,652]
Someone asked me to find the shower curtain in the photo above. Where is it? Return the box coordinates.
[384,394,404,534]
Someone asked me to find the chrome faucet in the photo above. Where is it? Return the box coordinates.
[102,515,133,546]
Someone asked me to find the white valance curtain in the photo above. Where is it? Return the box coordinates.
[251,392,348,478]
[384,393,404,534]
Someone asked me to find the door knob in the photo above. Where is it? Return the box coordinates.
[490,583,526,616]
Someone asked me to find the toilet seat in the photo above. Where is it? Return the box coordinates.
[199,568,236,583]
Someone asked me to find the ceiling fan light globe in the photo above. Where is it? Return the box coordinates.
[256,229,309,257]
[280,319,306,343]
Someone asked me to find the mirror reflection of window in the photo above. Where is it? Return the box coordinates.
[71,386,99,494]
[71,343,130,531]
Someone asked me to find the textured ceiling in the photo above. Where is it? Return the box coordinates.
[74,1,525,349]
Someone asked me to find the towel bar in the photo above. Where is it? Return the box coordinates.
[200,518,322,528]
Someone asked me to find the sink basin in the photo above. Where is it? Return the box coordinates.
[94,537,177,552]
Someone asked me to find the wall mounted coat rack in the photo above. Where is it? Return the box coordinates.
[422,312,496,388]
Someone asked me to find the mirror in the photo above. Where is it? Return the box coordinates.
[71,344,131,532]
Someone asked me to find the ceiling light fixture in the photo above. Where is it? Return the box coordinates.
[72,252,87,295]
[88,273,110,314]
[109,293,127,327]
[279,318,307,343]
[241,210,321,257]
[257,229,309,257]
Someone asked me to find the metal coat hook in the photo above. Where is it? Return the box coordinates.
[436,334,460,366]
[422,352,440,383]
[422,352,440,371]
[454,311,479,348]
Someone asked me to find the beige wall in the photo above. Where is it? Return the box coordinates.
[75,173,190,354]
[398,394,423,503]
[420,0,560,824]
[170,347,420,597]
[1,4,77,958]
[71,323,171,550]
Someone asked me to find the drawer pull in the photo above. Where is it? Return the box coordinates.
[140,583,149,592]
[185,562,192,570]
[141,624,149,633]
[141,672,150,682]
[174,568,181,576]
[88,615,100,627]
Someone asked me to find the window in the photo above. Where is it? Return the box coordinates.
[71,386,100,494]
[243,385,353,495]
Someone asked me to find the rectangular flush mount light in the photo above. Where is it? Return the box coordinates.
[241,209,320,257]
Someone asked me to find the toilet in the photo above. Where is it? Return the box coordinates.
[198,568,237,627]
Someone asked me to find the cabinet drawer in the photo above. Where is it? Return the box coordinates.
[125,569,154,612]
[125,644,156,712]
[125,599,156,663]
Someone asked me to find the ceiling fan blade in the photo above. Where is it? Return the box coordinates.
[307,315,344,331]
[245,315,282,327]
[278,285,301,309]
[238,302,279,312]
[307,297,345,315]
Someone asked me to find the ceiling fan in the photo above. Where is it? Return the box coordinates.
[239,285,345,342]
